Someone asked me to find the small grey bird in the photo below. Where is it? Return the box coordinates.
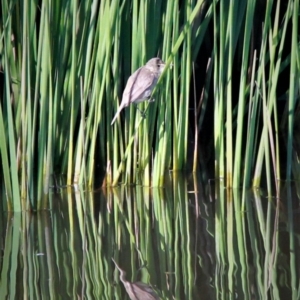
[112,258,160,300]
[111,57,166,125]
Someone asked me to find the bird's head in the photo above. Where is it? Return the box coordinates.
[145,57,166,75]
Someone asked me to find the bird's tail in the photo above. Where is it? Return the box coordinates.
[111,105,124,125]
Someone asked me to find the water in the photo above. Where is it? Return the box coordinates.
[0,177,299,299]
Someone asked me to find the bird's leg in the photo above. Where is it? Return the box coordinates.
[134,104,146,118]
[148,98,155,102]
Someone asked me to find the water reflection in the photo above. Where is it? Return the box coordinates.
[0,178,299,299]
[112,258,160,299]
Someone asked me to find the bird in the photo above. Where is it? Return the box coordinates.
[112,258,160,300]
[111,57,166,125]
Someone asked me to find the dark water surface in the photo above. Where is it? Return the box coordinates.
[0,178,299,299]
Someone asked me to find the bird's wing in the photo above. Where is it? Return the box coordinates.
[122,68,156,105]
[111,67,156,125]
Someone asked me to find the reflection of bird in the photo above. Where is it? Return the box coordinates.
[112,258,160,300]
[111,58,166,125]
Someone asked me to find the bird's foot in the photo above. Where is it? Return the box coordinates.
[135,105,146,119]
[148,98,155,102]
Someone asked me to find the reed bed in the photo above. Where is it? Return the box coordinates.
[0,0,299,209]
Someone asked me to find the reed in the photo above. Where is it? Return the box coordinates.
[0,0,298,208]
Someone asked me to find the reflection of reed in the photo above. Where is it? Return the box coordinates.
[112,258,160,300]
